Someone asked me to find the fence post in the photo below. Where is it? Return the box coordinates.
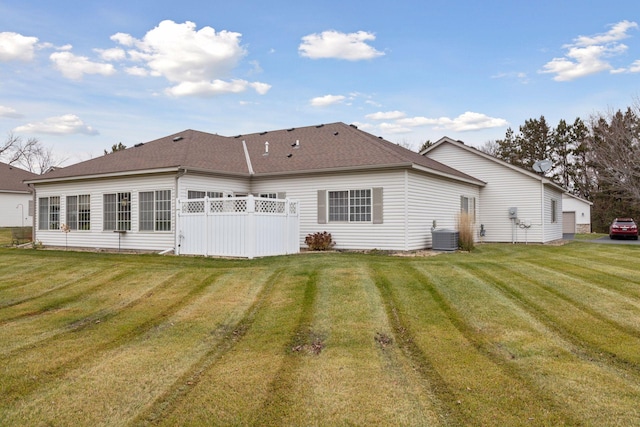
[246,195,255,259]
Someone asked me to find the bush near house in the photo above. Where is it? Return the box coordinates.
[305,231,335,251]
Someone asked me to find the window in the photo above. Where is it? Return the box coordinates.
[259,192,277,199]
[139,190,172,231]
[38,196,60,230]
[66,195,91,230]
[187,190,223,199]
[349,189,371,222]
[328,190,349,222]
[328,189,371,222]
[104,192,131,231]
[551,199,557,223]
[460,196,476,221]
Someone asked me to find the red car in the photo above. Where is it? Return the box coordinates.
[609,218,639,240]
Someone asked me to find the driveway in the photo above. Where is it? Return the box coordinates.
[564,234,640,245]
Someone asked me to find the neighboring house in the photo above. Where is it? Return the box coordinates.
[25,123,485,252]
[562,193,592,234]
[0,162,37,228]
[422,137,566,244]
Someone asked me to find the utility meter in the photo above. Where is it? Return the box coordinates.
[508,207,518,219]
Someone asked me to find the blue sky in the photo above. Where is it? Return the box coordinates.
[1,0,639,165]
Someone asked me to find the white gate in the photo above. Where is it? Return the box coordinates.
[176,196,300,258]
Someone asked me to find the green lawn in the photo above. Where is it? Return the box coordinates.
[1,243,639,426]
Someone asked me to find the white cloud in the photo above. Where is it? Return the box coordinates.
[13,114,99,135]
[629,59,640,73]
[166,79,271,97]
[125,66,149,77]
[310,94,346,107]
[110,32,136,47]
[95,47,126,62]
[378,122,412,134]
[299,30,384,60]
[110,20,267,97]
[573,20,637,47]
[0,105,23,118]
[409,112,508,131]
[50,51,116,80]
[0,32,39,61]
[366,111,406,120]
[540,20,639,81]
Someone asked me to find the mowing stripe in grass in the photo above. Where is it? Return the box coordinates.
[522,254,640,300]
[0,270,223,402]
[250,269,319,425]
[517,260,640,336]
[131,267,285,426]
[0,269,161,356]
[370,262,466,427]
[0,268,129,322]
[462,262,640,378]
[437,259,640,426]
[393,261,579,426]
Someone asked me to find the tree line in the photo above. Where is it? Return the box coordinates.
[482,102,640,232]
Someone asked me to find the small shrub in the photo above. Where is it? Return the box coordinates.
[305,231,335,251]
[457,212,475,251]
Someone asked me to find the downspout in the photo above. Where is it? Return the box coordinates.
[28,183,36,243]
[175,168,187,255]
[404,170,409,251]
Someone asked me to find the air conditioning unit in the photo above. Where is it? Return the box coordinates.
[431,229,459,251]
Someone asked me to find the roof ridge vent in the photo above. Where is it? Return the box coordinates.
[287,128,295,132]
[315,124,324,128]
[172,136,184,142]
[260,131,268,135]
[349,124,358,129]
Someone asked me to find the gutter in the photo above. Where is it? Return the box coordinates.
[24,167,181,184]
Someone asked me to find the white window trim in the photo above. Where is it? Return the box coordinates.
[139,190,172,232]
[327,188,372,223]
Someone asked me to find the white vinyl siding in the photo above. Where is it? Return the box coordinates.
[406,170,480,249]
[0,193,34,227]
[426,141,563,243]
[252,170,477,251]
[33,174,176,251]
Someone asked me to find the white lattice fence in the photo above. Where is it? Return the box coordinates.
[177,196,300,258]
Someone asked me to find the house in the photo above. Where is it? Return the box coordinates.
[422,137,565,244]
[562,193,592,234]
[25,122,485,253]
[0,162,37,228]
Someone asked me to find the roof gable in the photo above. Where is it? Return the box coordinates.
[0,162,38,193]
[424,136,565,192]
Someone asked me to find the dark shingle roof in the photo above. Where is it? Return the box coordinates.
[0,162,38,192]
[29,123,482,185]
